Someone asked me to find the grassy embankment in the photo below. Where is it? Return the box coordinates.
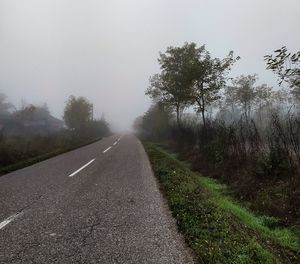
[143,142,300,264]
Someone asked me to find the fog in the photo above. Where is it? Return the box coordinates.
[0,0,299,131]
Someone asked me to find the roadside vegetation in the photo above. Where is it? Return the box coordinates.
[144,142,300,263]
[0,95,110,175]
[135,43,300,263]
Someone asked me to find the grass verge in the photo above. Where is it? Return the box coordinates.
[0,137,102,176]
[143,142,300,264]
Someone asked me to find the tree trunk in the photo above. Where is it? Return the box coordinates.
[176,104,181,129]
[200,87,207,130]
[201,108,206,129]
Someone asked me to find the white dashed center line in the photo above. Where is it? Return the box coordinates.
[69,158,95,177]
[113,141,117,146]
[103,146,112,153]
[0,212,24,230]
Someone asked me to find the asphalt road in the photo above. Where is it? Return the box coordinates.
[0,135,194,264]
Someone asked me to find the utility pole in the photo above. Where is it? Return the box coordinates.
[91,104,94,121]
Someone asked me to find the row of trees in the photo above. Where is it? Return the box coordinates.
[146,43,299,130]
[146,43,238,128]
[135,43,300,225]
[0,93,110,137]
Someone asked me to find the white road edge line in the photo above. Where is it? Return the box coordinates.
[103,146,112,153]
[0,212,24,230]
[69,158,96,177]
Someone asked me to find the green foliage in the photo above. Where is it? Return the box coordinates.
[134,102,172,140]
[203,134,226,167]
[194,175,300,252]
[259,216,281,229]
[265,47,300,101]
[191,48,238,127]
[146,43,198,127]
[144,142,300,263]
[63,95,93,131]
[146,42,239,127]
[85,119,110,139]
[266,139,292,178]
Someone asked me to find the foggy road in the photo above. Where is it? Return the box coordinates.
[0,135,193,264]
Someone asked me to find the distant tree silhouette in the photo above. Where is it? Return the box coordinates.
[63,96,92,132]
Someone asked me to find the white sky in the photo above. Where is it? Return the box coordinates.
[0,0,299,131]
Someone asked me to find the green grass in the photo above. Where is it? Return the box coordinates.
[197,177,299,252]
[143,142,300,264]
[0,137,102,176]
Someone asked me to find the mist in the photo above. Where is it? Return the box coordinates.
[0,0,299,131]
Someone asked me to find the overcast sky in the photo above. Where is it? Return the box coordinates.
[0,0,299,131]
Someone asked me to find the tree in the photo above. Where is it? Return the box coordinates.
[226,75,258,119]
[138,102,172,140]
[191,47,238,128]
[224,75,273,120]
[146,42,238,129]
[86,119,110,138]
[146,43,198,128]
[63,96,92,131]
[255,84,274,122]
[265,47,300,101]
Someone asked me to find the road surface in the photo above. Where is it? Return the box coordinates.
[0,135,194,263]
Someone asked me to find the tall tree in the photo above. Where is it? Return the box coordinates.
[146,42,238,129]
[146,43,197,128]
[63,96,92,131]
[191,47,238,128]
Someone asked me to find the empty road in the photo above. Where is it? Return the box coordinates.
[0,135,194,263]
